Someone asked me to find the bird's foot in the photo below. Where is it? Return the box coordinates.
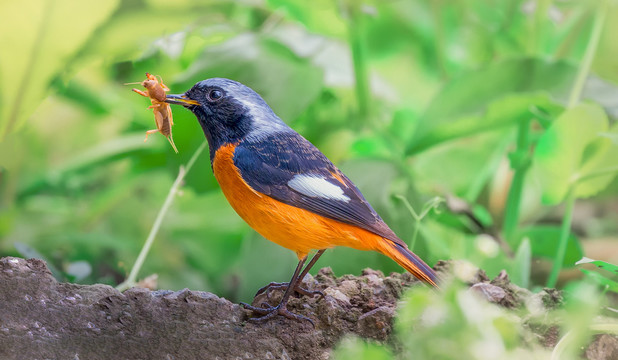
[255,281,324,300]
[240,302,315,327]
[254,281,286,296]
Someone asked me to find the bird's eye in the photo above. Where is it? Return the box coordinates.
[208,89,223,102]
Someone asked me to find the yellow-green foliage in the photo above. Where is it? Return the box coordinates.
[1,0,617,305]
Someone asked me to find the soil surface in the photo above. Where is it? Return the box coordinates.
[0,257,616,359]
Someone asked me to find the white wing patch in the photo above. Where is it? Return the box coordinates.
[288,174,351,202]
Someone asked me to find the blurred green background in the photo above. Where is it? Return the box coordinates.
[1,0,617,306]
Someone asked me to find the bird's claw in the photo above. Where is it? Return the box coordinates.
[259,301,273,309]
[240,302,315,327]
[255,281,324,301]
[297,288,325,300]
[254,282,287,297]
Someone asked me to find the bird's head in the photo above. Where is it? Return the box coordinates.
[166,78,290,154]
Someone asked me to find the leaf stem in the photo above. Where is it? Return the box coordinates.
[430,0,448,79]
[546,186,576,288]
[347,1,371,126]
[503,118,532,244]
[528,0,552,55]
[545,0,609,288]
[575,165,618,183]
[464,135,511,202]
[116,140,207,291]
[2,0,53,140]
[396,195,443,250]
[567,0,607,108]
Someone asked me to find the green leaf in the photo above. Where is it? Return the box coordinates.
[576,257,618,274]
[574,123,618,199]
[51,78,111,115]
[59,133,158,173]
[412,130,510,197]
[350,135,391,158]
[78,10,209,63]
[533,103,609,204]
[471,204,494,228]
[266,0,347,38]
[600,132,618,145]
[579,269,618,293]
[518,226,583,267]
[0,0,120,139]
[406,58,575,155]
[17,133,157,199]
[409,93,562,155]
[176,34,324,121]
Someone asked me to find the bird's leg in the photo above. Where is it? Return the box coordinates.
[241,256,315,325]
[255,249,325,300]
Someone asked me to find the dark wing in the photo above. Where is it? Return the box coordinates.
[233,132,407,247]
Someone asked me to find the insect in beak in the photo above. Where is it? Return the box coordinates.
[166,94,200,106]
[131,73,179,154]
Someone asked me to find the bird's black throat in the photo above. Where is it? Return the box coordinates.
[189,100,253,165]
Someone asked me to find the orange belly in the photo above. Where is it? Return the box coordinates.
[212,143,382,259]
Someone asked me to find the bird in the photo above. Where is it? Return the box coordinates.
[165,78,438,324]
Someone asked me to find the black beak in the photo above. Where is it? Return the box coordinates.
[165,94,200,107]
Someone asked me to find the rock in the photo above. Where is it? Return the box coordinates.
[2,256,615,359]
[469,282,507,303]
[0,257,420,360]
[586,334,618,360]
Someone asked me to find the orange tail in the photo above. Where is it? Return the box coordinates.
[375,239,438,287]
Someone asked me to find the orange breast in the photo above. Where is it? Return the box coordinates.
[212,143,383,259]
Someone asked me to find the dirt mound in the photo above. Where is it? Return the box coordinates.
[0,257,615,359]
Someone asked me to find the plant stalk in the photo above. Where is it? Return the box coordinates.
[396,195,442,251]
[116,140,207,291]
[567,0,607,108]
[545,0,608,288]
[546,186,576,288]
[503,118,532,244]
[576,165,618,183]
[347,1,371,127]
[2,0,53,140]
[528,0,552,55]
